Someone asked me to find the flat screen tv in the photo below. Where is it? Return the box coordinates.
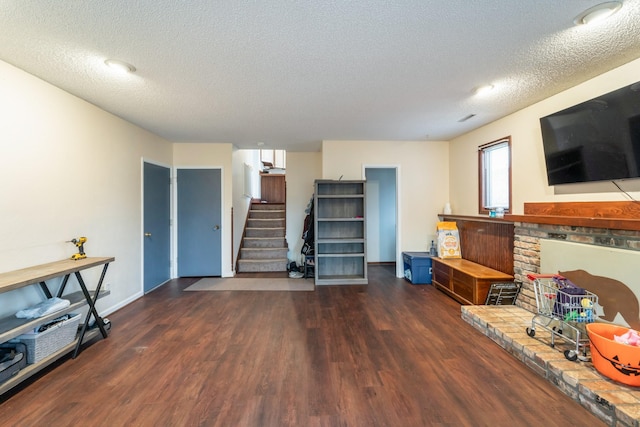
[539,81,640,186]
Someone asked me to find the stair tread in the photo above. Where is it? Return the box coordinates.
[249,218,284,221]
[246,227,285,229]
[240,252,287,255]
[242,247,287,250]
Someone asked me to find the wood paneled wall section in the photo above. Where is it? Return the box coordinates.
[260,173,286,203]
[440,216,514,275]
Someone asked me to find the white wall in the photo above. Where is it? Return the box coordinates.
[172,143,234,277]
[449,57,640,215]
[285,152,322,265]
[321,140,449,275]
[0,59,173,318]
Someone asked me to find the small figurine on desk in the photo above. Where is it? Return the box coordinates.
[68,237,87,260]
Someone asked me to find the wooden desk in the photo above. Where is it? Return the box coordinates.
[432,257,513,305]
[0,257,114,395]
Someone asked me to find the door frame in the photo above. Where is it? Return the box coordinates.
[362,164,402,278]
[141,158,173,293]
[173,165,225,277]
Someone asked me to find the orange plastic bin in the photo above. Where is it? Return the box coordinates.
[586,323,640,386]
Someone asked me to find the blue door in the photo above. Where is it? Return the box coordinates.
[143,162,171,292]
[177,168,222,277]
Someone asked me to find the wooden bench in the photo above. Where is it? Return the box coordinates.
[431,257,513,305]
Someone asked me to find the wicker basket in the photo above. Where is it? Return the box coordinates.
[17,313,81,364]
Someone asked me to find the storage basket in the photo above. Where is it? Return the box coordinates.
[586,322,640,386]
[402,252,432,285]
[0,342,27,383]
[17,313,81,364]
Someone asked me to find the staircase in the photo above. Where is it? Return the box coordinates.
[236,202,288,272]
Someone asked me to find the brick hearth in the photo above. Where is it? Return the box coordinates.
[462,305,640,426]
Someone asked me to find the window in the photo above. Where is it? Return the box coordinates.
[260,149,286,169]
[479,137,511,214]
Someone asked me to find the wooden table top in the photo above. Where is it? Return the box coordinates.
[0,257,115,294]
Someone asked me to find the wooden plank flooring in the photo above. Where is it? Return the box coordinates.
[0,265,605,426]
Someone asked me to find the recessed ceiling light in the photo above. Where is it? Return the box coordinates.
[104,59,136,74]
[574,1,622,25]
[473,84,494,96]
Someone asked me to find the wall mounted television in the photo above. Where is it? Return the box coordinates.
[539,80,640,186]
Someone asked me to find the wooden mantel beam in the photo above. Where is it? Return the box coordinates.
[505,201,640,231]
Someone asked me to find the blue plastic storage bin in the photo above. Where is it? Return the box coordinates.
[402,252,432,284]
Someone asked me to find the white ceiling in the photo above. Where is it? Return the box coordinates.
[2,1,640,151]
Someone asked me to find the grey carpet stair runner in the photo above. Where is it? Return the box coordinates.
[237,203,288,272]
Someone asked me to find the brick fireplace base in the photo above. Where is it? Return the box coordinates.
[462,305,640,426]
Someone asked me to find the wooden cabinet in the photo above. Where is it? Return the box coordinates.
[314,180,367,285]
[432,257,513,305]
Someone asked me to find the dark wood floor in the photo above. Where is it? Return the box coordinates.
[0,265,605,426]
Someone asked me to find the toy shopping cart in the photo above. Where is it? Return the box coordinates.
[525,274,598,361]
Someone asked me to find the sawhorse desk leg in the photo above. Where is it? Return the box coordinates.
[72,263,110,358]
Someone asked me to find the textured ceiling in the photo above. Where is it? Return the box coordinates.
[1,1,640,151]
